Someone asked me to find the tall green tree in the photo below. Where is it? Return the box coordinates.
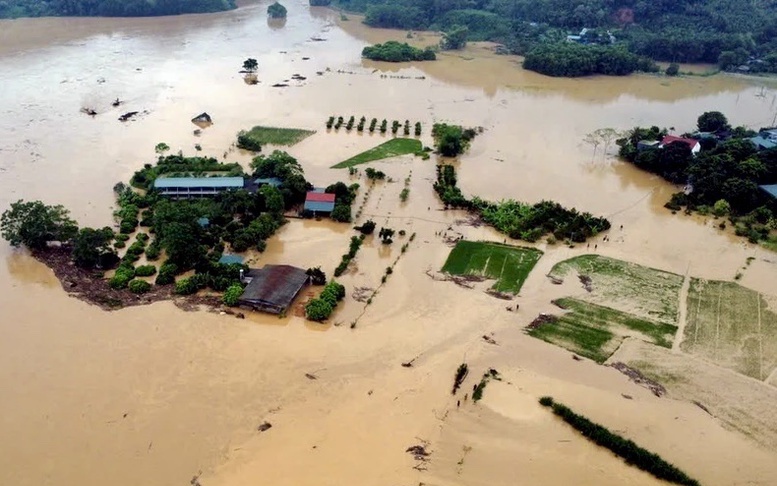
[1,200,78,249]
[242,58,258,73]
[72,227,116,268]
[441,25,468,50]
[697,111,731,133]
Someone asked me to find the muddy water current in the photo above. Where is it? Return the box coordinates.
[2,2,777,485]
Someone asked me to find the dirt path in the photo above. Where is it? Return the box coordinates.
[672,266,691,352]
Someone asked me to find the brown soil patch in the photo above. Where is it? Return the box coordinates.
[34,247,224,313]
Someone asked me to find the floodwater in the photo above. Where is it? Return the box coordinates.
[2,2,777,485]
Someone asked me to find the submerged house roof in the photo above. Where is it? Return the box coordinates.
[304,191,336,213]
[237,265,309,313]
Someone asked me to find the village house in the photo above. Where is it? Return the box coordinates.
[237,264,309,314]
[659,135,701,155]
[304,190,336,216]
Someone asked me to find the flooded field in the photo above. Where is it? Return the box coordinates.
[2,1,777,485]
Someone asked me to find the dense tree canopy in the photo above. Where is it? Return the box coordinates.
[523,43,657,77]
[362,41,436,62]
[333,0,777,73]
[1,0,236,18]
[1,200,78,249]
[618,116,777,245]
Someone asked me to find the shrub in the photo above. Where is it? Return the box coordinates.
[331,203,352,223]
[305,298,333,322]
[472,377,488,401]
[155,262,178,285]
[666,63,680,76]
[223,284,244,306]
[256,240,267,252]
[145,242,161,260]
[119,220,137,234]
[135,264,157,277]
[115,233,130,242]
[334,260,349,277]
[128,279,152,294]
[114,240,126,249]
[415,122,422,136]
[237,132,263,152]
[174,277,199,295]
[539,396,554,407]
[355,220,376,235]
[109,265,135,289]
[452,363,468,394]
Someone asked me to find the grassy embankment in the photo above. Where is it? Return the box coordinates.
[441,240,542,294]
[332,138,422,169]
[238,126,315,147]
[683,278,777,381]
[528,298,677,363]
[539,397,700,486]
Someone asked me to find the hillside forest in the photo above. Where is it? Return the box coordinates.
[330,0,777,75]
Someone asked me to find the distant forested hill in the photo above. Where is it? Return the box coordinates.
[0,0,236,18]
[334,0,777,71]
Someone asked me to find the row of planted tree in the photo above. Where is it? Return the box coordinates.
[326,115,422,136]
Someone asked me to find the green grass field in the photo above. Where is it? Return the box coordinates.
[527,298,677,363]
[332,138,422,168]
[239,126,315,146]
[550,255,683,325]
[441,240,542,293]
[683,278,777,381]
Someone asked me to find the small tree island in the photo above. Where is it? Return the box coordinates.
[362,41,436,62]
[267,1,287,19]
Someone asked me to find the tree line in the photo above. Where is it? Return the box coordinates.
[1,0,236,18]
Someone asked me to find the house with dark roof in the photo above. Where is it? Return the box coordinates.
[659,135,701,155]
[154,176,245,198]
[304,191,336,215]
[237,265,309,314]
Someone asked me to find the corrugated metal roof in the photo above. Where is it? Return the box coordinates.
[304,201,336,212]
[306,192,336,202]
[760,184,777,199]
[154,177,245,189]
[238,265,308,311]
[751,136,777,150]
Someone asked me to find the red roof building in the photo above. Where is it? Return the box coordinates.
[304,191,336,213]
[660,135,701,154]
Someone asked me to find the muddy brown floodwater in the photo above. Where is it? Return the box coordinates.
[2,3,777,486]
